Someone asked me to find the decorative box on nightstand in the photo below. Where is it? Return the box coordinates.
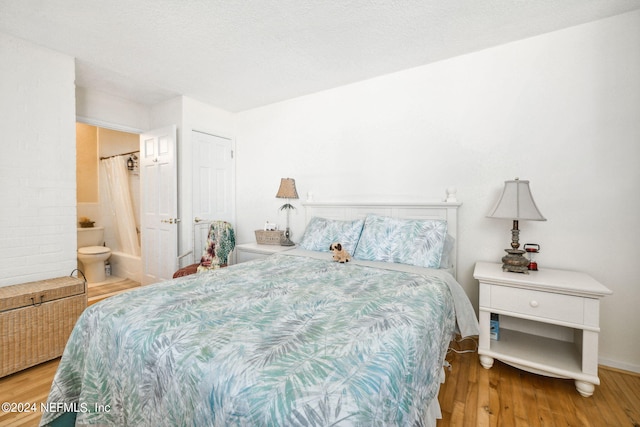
[235,243,296,264]
[474,262,612,397]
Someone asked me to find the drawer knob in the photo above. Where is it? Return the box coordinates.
[530,300,539,308]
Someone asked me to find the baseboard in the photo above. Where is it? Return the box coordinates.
[599,357,640,375]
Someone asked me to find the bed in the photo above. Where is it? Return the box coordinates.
[41,200,478,427]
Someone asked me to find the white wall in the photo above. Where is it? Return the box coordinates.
[0,33,77,286]
[235,11,640,371]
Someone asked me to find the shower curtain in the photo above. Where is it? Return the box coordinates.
[102,156,141,256]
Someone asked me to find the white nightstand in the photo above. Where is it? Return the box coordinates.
[474,262,612,397]
[235,243,296,264]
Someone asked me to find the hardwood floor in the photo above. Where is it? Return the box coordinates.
[1,336,638,426]
[0,358,59,427]
[87,277,141,306]
[439,337,640,427]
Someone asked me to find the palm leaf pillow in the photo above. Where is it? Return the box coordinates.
[353,214,448,268]
[298,217,364,254]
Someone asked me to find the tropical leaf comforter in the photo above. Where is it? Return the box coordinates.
[41,250,478,427]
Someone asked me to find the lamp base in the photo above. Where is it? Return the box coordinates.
[280,238,295,246]
[280,228,295,246]
[502,249,530,274]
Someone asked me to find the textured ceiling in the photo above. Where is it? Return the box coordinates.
[1,0,640,112]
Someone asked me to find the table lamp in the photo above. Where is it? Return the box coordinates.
[487,178,546,273]
[276,178,299,246]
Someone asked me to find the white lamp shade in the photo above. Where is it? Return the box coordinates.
[488,179,546,221]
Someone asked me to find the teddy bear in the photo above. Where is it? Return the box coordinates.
[330,242,351,263]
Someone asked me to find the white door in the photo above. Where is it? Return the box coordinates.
[191,131,234,260]
[140,125,178,285]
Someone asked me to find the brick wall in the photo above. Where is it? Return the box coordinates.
[0,33,77,286]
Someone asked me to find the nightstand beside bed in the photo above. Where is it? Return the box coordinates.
[474,261,612,397]
[235,242,296,263]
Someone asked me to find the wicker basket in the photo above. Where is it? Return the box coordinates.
[0,276,86,377]
[255,230,285,245]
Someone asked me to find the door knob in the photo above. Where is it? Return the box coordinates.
[161,218,181,224]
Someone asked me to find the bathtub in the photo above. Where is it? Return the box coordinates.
[109,251,142,283]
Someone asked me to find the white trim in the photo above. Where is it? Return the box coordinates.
[76,115,145,134]
[599,357,640,374]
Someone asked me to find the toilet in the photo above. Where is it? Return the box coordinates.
[77,226,112,284]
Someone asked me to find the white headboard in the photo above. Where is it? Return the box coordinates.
[302,199,462,277]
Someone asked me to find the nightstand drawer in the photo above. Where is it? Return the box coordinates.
[491,285,584,324]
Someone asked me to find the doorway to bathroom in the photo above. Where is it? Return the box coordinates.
[76,123,233,289]
[76,123,143,288]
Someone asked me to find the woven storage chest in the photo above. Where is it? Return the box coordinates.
[0,276,86,377]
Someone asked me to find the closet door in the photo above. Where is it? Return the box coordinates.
[191,131,235,261]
